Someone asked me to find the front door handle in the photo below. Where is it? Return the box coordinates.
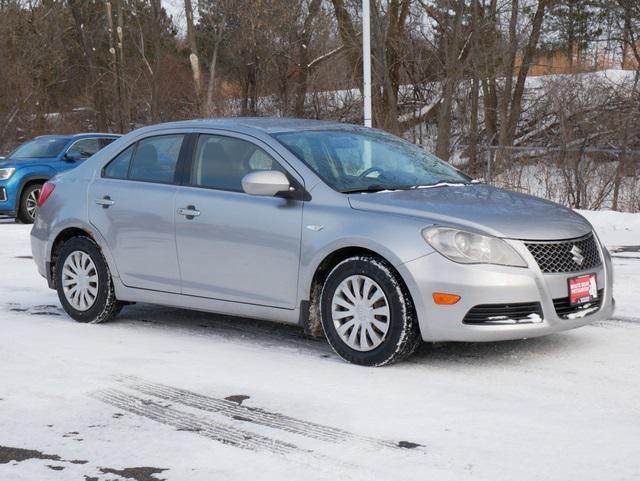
[95,196,115,208]
[177,205,201,219]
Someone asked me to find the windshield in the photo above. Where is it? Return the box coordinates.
[10,137,69,159]
[273,129,470,193]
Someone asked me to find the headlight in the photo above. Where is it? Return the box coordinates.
[0,167,15,180]
[422,226,527,267]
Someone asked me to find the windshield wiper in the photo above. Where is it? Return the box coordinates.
[341,184,396,194]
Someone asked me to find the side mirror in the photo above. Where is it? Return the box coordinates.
[242,170,291,197]
[64,150,82,161]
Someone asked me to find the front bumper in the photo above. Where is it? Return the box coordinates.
[398,236,614,342]
[0,182,17,216]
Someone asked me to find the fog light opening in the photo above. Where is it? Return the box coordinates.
[432,293,461,305]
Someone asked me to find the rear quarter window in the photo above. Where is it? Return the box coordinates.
[103,145,134,179]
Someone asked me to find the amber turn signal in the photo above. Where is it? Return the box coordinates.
[432,293,461,305]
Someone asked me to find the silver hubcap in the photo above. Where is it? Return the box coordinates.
[62,251,99,311]
[331,275,390,352]
[26,188,40,219]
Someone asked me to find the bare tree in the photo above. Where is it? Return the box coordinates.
[184,0,203,114]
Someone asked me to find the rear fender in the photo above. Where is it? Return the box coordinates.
[46,219,121,280]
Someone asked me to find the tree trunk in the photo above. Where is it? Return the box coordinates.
[503,0,548,146]
[468,76,480,175]
[106,1,123,132]
[435,77,454,160]
[115,0,129,131]
[330,0,362,87]
[68,0,108,131]
[294,0,322,117]
[149,0,162,122]
[184,0,203,115]
[497,0,548,161]
[434,0,464,160]
[382,0,409,133]
[205,25,223,117]
[498,0,519,150]
[467,0,481,173]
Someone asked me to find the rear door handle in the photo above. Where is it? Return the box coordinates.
[95,196,115,208]
[177,205,201,219]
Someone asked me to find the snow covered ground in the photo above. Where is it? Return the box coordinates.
[0,212,639,481]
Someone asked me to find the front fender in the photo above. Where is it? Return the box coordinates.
[16,167,56,197]
[299,203,434,303]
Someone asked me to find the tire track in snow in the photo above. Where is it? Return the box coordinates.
[91,388,396,480]
[91,389,302,455]
[119,376,406,450]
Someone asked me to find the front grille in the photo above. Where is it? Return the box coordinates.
[553,289,603,319]
[0,187,6,202]
[463,301,542,325]
[525,233,601,273]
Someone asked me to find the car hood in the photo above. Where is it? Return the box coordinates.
[0,157,57,169]
[348,184,592,240]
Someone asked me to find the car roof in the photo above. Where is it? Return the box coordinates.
[70,133,121,139]
[139,117,367,135]
[33,133,121,141]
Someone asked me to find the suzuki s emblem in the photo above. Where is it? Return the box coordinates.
[570,245,585,265]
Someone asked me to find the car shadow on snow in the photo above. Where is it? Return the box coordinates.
[114,303,334,357]
[411,331,593,367]
[112,303,591,367]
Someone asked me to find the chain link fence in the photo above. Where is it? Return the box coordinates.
[452,145,640,213]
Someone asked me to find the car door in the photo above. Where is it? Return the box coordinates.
[174,132,303,309]
[88,134,186,293]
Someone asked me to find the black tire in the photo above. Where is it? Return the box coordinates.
[17,183,43,224]
[55,236,123,323]
[320,255,421,366]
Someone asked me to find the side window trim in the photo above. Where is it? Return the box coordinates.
[124,141,139,180]
[176,133,197,186]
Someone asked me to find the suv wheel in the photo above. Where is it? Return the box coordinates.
[56,237,123,323]
[18,183,43,224]
[320,256,421,366]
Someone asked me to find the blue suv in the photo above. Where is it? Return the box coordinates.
[0,133,120,223]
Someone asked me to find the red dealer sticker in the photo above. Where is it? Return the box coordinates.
[568,273,598,306]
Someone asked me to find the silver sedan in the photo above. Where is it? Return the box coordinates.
[30,118,614,365]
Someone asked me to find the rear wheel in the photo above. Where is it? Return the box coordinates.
[56,237,123,323]
[320,255,421,366]
[17,183,43,224]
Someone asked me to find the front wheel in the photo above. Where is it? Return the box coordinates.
[320,256,421,366]
[17,183,43,224]
[56,237,123,323]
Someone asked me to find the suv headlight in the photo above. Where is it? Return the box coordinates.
[0,167,15,180]
[422,226,527,267]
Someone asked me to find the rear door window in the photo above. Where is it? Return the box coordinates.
[102,135,185,183]
[129,135,184,183]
